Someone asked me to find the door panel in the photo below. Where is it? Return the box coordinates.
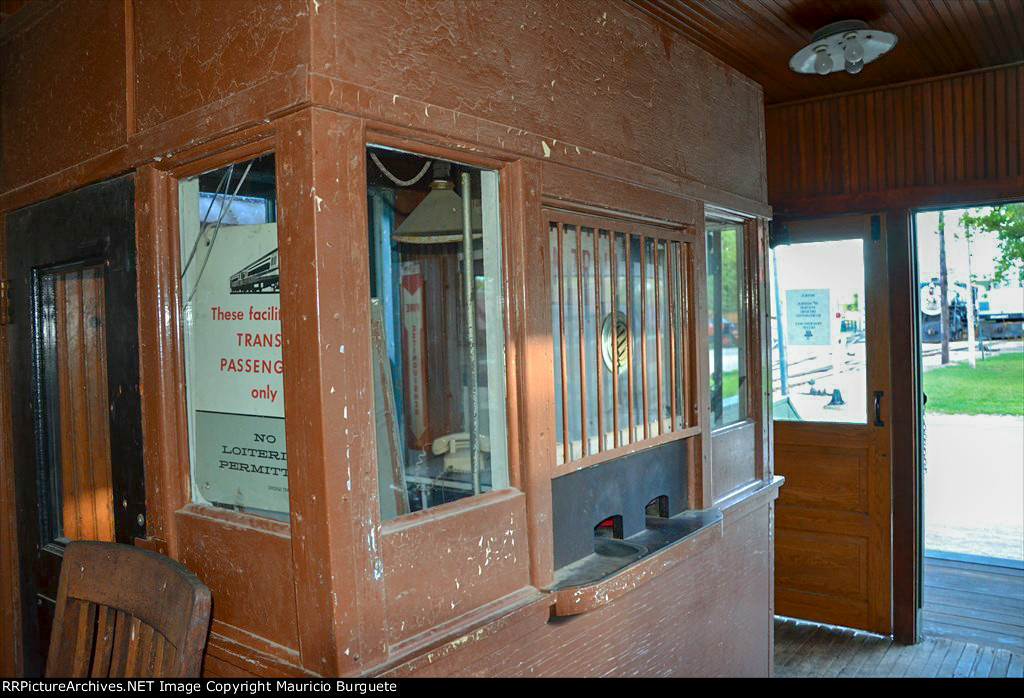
[6,174,144,676]
[775,423,890,631]
[772,215,892,635]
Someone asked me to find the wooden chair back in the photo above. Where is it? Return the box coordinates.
[45,541,211,677]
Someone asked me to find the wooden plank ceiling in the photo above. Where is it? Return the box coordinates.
[630,0,1024,104]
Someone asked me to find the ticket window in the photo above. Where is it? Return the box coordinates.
[178,153,289,520]
[366,145,510,520]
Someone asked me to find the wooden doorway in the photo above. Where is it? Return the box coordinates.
[5,175,145,676]
[771,214,894,634]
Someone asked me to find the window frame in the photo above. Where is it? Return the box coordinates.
[539,165,708,513]
[704,208,771,503]
[135,128,321,669]
[705,213,751,432]
[152,134,290,533]
[362,126,540,648]
[365,142,512,519]
[366,130,524,515]
[175,151,288,520]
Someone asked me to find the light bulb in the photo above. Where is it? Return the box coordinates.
[844,34,864,63]
[845,58,864,74]
[814,47,833,75]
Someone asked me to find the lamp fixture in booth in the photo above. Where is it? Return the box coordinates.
[789,20,897,77]
[392,164,482,245]
[382,154,485,495]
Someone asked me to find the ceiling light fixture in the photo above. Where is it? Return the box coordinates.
[789,20,896,76]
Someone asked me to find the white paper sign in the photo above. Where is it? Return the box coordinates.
[186,223,289,513]
[786,288,831,346]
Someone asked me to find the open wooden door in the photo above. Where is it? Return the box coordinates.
[771,214,893,634]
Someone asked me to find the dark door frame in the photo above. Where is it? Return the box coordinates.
[5,173,145,676]
[887,209,923,645]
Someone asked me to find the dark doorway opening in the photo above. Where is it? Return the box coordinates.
[6,174,146,676]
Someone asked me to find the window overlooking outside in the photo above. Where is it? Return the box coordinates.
[367,145,509,520]
[706,219,748,430]
[178,153,288,519]
[770,239,867,424]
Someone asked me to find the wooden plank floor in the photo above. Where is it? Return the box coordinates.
[774,556,1024,677]
[923,555,1024,654]
[774,617,1024,677]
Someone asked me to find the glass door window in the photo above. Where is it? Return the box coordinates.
[771,238,867,424]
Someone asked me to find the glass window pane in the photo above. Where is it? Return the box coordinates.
[644,237,659,433]
[611,232,629,444]
[707,221,749,430]
[179,153,288,519]
[596,230,613,451]
[770,239,867,424]
[367,146,509,519]
[671,242,687,431]
[630,234,645,441]
[659,240,672,432]
[550,223,565,465]
[564,225,584,461]
[581,227,599,455]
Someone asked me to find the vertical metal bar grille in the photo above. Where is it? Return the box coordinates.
[667,241,677,432]
[592,229,604,452]
[575,225,587,457]
[548,211,694,468]
[654,239,663,435]
[681,242,693,428]
[639,238,649,440]
[609,231,620,448]
[674,242,686,430]
[625,234,635,444]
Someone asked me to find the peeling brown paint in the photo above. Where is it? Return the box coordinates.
[1,0,777,679]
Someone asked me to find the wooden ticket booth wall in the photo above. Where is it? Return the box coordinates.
[0,1,782,677]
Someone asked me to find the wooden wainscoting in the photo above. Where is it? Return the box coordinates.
[51,265,116,543]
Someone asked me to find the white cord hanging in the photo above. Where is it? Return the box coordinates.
[370,151,432,187]
[181,165,232,279]
[184,160,254,304]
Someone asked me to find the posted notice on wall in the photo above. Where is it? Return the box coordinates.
[785,288,831,346]
[187,223,288,513]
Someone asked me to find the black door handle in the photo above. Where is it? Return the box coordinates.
[874,390,884,427]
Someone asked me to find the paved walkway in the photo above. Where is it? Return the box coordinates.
[925,413,1024,561]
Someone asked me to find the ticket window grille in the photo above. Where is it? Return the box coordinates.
[548,212,696,467]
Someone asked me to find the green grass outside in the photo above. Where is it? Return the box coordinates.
[923,351,1024,416]
[712,370,740,401]
[722,370,739,400]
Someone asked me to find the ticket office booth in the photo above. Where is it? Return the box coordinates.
[136,123,779,678]
[1,1,780,678]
